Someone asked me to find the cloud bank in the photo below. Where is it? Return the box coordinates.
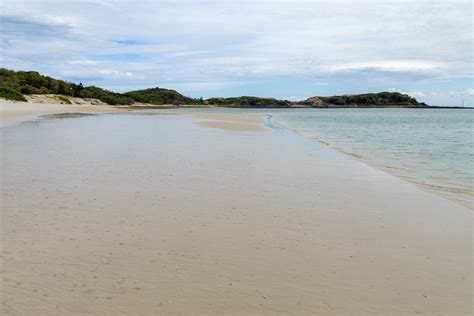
[0,0,472,106]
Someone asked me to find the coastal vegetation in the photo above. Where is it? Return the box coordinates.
[205,93,424,108]
[54,95,72,104]
[124,87,200,105]
[0,68,134,105]
[0,86,27,102]
[206,96,291,107]
[317,92,423,107]
[0,68,429,108]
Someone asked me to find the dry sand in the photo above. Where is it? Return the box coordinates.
[1,111,472,315]
[0,100,128,127]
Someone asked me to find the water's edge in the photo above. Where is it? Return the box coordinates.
[3,108,471,209]
[265,113,472,209]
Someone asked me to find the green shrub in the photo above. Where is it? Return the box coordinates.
[319,92,421,106]
[0,68,135,105]
[0,87,27,102]
[124,87,198,105]
[55,95,72,104]
[206,96,291,107]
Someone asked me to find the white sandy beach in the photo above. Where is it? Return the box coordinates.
[0,99,130,127]
[1,107,472,314]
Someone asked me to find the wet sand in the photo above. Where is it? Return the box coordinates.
[1,111,472,314]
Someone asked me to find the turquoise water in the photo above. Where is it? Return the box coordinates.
[270,109,473,208]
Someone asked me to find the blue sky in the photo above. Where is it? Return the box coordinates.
[1,0,472,106]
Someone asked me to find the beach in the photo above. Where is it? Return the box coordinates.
[1,108,472,314]
[0,100,130,128]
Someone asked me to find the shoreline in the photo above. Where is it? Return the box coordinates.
[1,102,472,208]
[2,110,471,314]
[267,115,473,209]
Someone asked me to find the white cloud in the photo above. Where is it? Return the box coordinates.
[388,88,426,98]
[328,60,449,73]
[427,90,474,98]
[0,0,472,103]
[409,91,427,98]
[285,96,304,101]
[98,70,133,77]
[465,88,474,96]
[152,80,251,94]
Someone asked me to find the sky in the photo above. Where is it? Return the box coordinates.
[1,0,473,106]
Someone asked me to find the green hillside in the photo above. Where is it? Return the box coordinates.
[124,87,200,105]
[206,96,291,107]
[0,68,134,105]
[307,92,424,107]
[0,86,27,102]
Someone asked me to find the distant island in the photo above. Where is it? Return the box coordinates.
[0,68,445,108]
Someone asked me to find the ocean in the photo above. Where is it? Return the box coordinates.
[270,108,473,208]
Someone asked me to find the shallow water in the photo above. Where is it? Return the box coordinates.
[270,108,473,208]
[3,107,472,208]
[144,107,472,207]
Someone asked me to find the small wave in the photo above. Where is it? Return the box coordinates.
[406,180,473,195]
